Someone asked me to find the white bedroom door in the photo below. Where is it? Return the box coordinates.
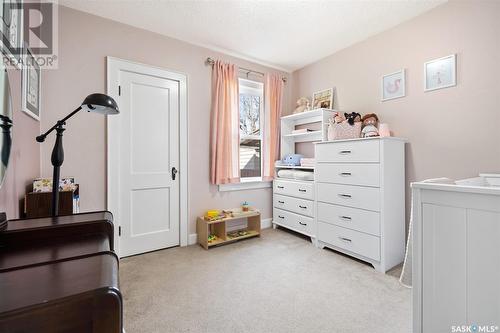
[110,60,181,257]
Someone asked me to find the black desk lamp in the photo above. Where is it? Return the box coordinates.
[36,93,119,216]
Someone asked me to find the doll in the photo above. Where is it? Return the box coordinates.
[361,113,379,137]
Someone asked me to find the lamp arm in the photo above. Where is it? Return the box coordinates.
[36,106,82,142]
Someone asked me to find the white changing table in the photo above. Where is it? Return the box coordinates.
[412,173,500,333]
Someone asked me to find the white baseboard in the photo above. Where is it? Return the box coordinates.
[188,233,198,245]
[261,218,272,229]
[187,218,273,246]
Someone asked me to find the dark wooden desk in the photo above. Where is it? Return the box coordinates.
[0,211,123,333]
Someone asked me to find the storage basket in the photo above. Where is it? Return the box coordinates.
[328,121,362,140]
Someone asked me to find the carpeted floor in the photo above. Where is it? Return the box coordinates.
[120,228,411,333]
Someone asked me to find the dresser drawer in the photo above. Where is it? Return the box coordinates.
[273,180,314,200]
[317,183,380,211]
[273,194,314,217]
[317,202,380,236]
[315,140,379,163]
[318,222,380,261]
[316,163,380,187]
[273,208,314,236]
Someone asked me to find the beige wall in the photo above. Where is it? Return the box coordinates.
[41,6,290,234]
[292,1,500,224]
[0,70,40,219]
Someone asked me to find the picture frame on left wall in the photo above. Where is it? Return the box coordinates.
[22,46,41,121]
[0,0,23,68]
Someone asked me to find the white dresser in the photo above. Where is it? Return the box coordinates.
[412,175,500,333]
[315,137,406,273]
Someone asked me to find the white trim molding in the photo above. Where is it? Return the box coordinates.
[219,180,271,192]
[106,56,189,256]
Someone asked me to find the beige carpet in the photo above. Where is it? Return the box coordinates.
[120,228,411,333]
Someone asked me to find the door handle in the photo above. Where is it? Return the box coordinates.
[278,200,285,204]
[339,150,352,155]
[339,172,352,176]
[298,189,307,192]
[339,216,352,221]
[277,186,284,189]
[338,194,352,198]
[339,237,352,242]
[299,222,307,226]
[171,167,178,180]
[299,205,307,209]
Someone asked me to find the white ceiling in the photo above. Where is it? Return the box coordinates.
[60,0,446,72]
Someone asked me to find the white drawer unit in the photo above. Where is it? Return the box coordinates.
[272,179,316,240]
[274,194,314,217]
[315,137,406,273]
[318,222,380,261]
[317,183,380,212]
[273,208,314,236]
[315,163,380,187]
[315,139,380,163]
[273,179,314,200]
[317,202,380,236]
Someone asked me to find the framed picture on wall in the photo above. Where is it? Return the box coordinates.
[312,88,333,109]
[424,54,456,92]
[381,69,406,101]
[22,46,41,120]
[0,0,23,68]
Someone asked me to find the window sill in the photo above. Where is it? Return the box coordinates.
[218,179,272,192]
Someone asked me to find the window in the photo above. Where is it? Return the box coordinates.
[239,78,264,182]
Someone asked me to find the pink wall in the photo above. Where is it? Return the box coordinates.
[41,6,290,234]
[292,1,500,224]
[0,70,41,219]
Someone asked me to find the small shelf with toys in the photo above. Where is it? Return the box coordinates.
[196,208,261,250]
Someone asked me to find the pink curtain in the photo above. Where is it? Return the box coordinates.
[210,60,240,185]
[263,73,284,181]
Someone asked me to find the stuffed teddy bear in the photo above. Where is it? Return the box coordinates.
[344,112,361,126]
[293,97,310,114]
[361,113,380,137]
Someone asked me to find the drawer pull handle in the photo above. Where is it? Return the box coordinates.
[277,186,284,189]
[340,216,352,221]
[298,189,307,192]
[338,194,352,198]
[278,215,285,219]
[299,222,307,226]
[339,150,352,155]
[278,200,285,204]
[339,237,352,242]
[299,205,307,209]
[339,172,352,176]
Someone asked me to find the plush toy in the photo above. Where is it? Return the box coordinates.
[361,113,380,137]
[293,97,311,114]
[282,154,303,166]
[344,112,362,126]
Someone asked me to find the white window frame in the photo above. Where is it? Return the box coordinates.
[219,78,271,192]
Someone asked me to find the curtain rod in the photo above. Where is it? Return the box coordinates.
[205,57,287,83]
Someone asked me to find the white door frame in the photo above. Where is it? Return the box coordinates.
[106,56,189,257]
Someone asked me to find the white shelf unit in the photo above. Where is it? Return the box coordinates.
[273,108,335,241]
[280,108,336,158]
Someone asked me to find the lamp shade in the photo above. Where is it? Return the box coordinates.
[81,93,119,115]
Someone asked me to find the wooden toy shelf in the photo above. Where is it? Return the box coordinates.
[196,211,261,250]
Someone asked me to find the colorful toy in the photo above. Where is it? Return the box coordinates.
[208,234,218,243]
